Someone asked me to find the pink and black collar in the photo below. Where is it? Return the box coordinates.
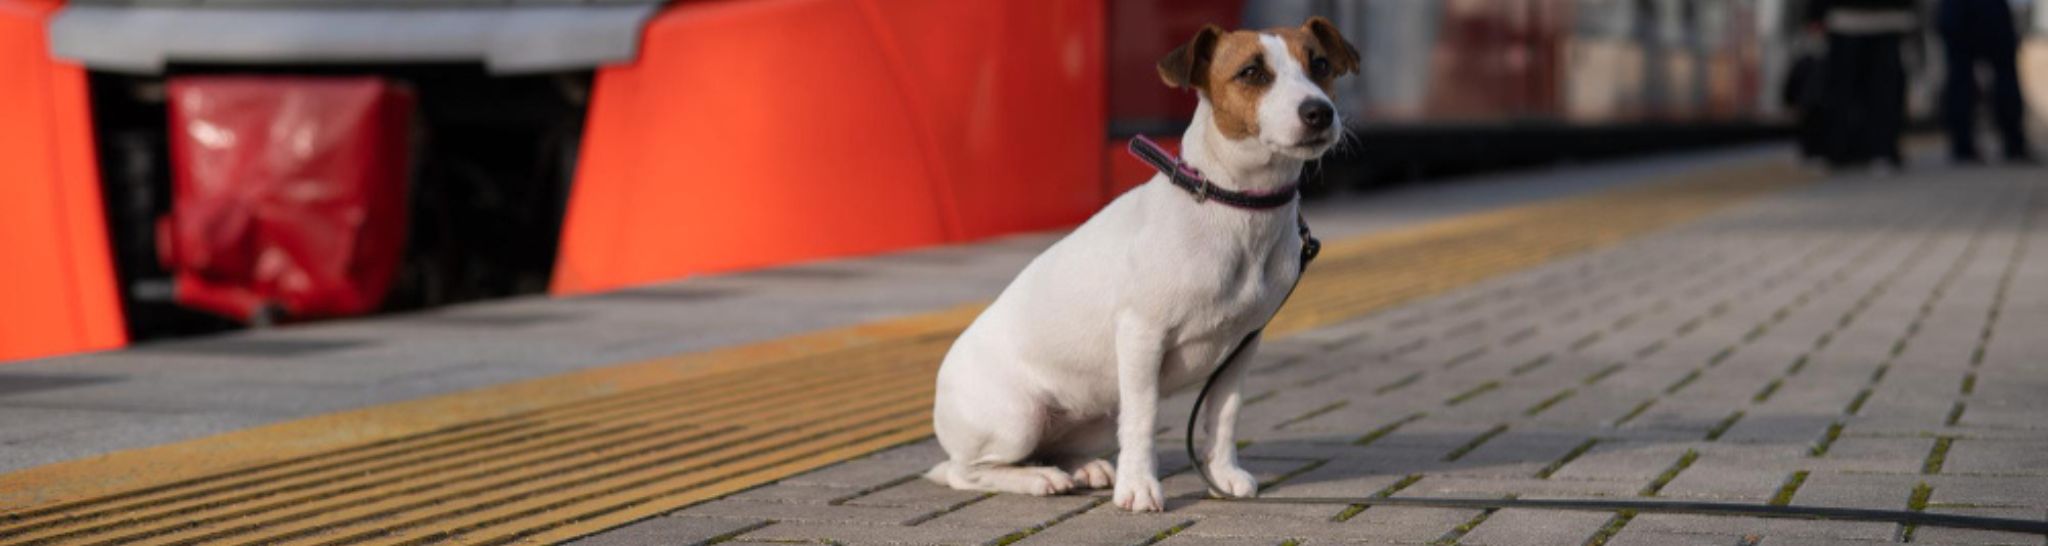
[1128,135,1299,210]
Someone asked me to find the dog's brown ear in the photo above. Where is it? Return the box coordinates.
[1304,16,1360,76]
[1157,25,1224,89]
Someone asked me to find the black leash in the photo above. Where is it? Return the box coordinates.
[1209,496,2048,535]
[1132,137,2048,536]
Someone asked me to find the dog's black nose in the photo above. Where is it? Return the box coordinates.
[1298,99,1334,131]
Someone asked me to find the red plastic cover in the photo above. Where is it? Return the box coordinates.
[159,76,413,323]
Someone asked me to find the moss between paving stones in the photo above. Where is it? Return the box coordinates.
[1374,372,1424,395]
[1640,450,1699,496]
[1431,495,1512,546]
[1583,510,1638,546]
[1899,482,1934,542]
[1524,389,1578,417]
[1582,363,1627,385]
[1922,437,1953,475]
[1705,411,1745,441]
[1333,474,1425,522]
[1443,425,1510,462]
[1810,422,1845,456]
[1446,382,1502,406]
[1510,354,1553,375]
[1353,413,1425,446]
[1769,471,1810,506]
[1535,438,1601,479]
[1615,399,1657,427]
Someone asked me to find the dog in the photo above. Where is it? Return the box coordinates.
[927,17,1359,512]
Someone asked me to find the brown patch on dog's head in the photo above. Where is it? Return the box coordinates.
[1271,16,1361,92]
[1156,27,1277,140]
[1157,17,1360,141]
[1156,25,1224,90]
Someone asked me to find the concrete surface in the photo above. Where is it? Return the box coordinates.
[569,158,2048,545]
[5,143,2045,545]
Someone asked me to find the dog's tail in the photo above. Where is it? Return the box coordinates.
[924,461,956,486]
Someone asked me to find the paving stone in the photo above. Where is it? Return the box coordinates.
[1717,410,1843,445]
[1912,506,2048,546]
[567,516,768,546]
[1755,537,1900,545]
[1286,319,1382,351]
[670,499,932,526]
[1178,514,1449,544]
[1789,473,1923,511]
[918,493,1100,529]
[1659,465,1784,502]
[1004,503,1190,545]
[1170,497,1347,520]
[723,482,864,505]
[844,480,990,509]
[1940,439,2048,476]
[1154,534,1295,546]
[1954,404,2048,432]
[1805,436,1938,474]
[860,440,948,462]
[1397,476,1640,500]
[1550,440,1699,482]
[780,456,933,489]
[1924,475,2048,507]
[739,521,1015,545]
[1433,430,1594,479]
[1627,514,1893,541]
[1256,461,1413,498]
[1603,525,1750,546]
[1457,508,1612,545]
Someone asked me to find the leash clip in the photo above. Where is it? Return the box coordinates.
[1192,176,1210,203]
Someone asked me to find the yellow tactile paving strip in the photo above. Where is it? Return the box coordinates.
[0,161,1816,545]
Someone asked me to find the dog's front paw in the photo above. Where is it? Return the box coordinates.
[1208,464,1259,498]
[1113,470,1164,512]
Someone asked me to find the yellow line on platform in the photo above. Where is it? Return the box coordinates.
[0,160,1817,545]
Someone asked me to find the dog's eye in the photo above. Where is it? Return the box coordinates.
[1236,65,1267,84]
[1310,57,1331,78]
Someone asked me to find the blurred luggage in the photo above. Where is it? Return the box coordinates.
[157,76,414,324]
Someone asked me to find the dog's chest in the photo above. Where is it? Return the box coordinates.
[1156,228,1302,387]
[1207,236,1301,321]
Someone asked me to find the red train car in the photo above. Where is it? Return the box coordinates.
[1,0,1798,362]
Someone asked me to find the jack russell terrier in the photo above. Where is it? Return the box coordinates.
[928,17,1359,512]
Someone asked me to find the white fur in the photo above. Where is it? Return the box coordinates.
[928,33,1341,512]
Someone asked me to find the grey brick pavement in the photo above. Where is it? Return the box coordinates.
[578,164,2048,545]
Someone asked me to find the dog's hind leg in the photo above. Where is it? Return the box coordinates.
[929,372,1076,496]
[935,461,1076,496]
[1060,458,1115,490]
[1042,416,1117,489]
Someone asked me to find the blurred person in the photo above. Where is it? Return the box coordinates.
[1806,0,1921,172]
[2028,1,2048,126]
[1783,33,1831,162]
[1937,0,2037,163]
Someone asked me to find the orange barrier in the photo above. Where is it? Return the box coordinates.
[0,0,125,363]
[552,0,1106,295]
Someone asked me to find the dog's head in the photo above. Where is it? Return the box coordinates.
[1158,17,1360,160]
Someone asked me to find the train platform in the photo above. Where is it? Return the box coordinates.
[2,144,2044,545]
